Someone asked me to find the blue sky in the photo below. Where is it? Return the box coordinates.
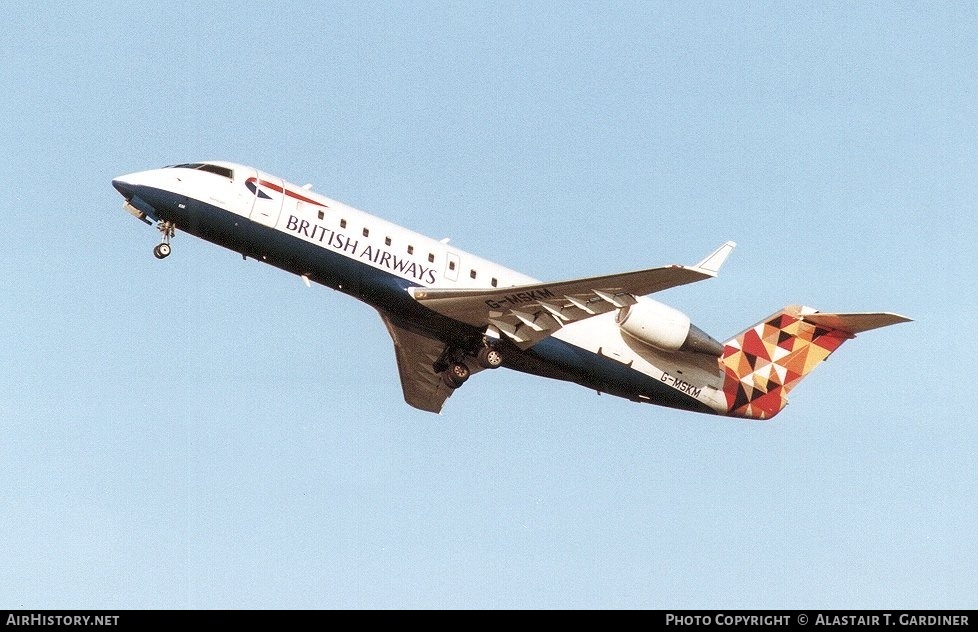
[1,1,975,608]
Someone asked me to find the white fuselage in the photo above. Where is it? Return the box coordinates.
[112,161,729,415]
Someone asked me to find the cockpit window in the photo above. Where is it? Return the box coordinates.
[165,163,233,179]
[198,164,233,178]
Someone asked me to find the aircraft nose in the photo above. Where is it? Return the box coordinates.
[112,172,162,222]
[112,177,136,199]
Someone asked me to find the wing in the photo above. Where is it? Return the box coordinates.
[409,241,735,349]
[378,311,483,414]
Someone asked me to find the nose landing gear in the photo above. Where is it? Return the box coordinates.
[153,221,176,259]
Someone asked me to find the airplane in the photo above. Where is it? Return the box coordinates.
[112,161,910,420]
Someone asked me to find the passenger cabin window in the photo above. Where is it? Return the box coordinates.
[385,237,391,246]
[448,261,456,270]
[362,228,369,237]
[340,219,347,229]
[318,210,325,220]
[407,245,414,255]
[428,253,434,263]
[470,270,477,279]
[491,277,498,287]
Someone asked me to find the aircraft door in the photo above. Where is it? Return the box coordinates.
[280,191,298,230]
[248,173,284,228]
[229,168,258,217]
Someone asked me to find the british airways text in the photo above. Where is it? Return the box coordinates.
[285,215,437,284]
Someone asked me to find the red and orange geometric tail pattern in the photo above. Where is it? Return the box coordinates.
[720,306,853,420]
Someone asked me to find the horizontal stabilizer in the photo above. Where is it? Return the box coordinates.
[800,311,912,335]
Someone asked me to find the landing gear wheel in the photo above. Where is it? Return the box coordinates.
[442,362,470,388]
[154,221,175,260]
[476,346,503,369]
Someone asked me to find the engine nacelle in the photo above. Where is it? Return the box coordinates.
[617,300,725,356]
[617,300,691,352]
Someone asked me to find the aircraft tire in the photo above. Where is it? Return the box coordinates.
[154,244,171,259]
[443,362,470,388]
[476,347,503,369]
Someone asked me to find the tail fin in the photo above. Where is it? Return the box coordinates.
[720,305,910,420]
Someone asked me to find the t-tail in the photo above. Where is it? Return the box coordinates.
[720,305,911,420]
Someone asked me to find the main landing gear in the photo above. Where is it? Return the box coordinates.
[153,221,176,259]
[437,339,505,389]
[442,362,471,389]
[476,346,504,370]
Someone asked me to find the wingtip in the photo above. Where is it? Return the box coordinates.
[886,313,913,325]
[693,240,736,275]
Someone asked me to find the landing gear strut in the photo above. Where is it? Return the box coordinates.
[154,221,175,259]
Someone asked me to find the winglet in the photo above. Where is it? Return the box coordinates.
[693,241,736,275]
